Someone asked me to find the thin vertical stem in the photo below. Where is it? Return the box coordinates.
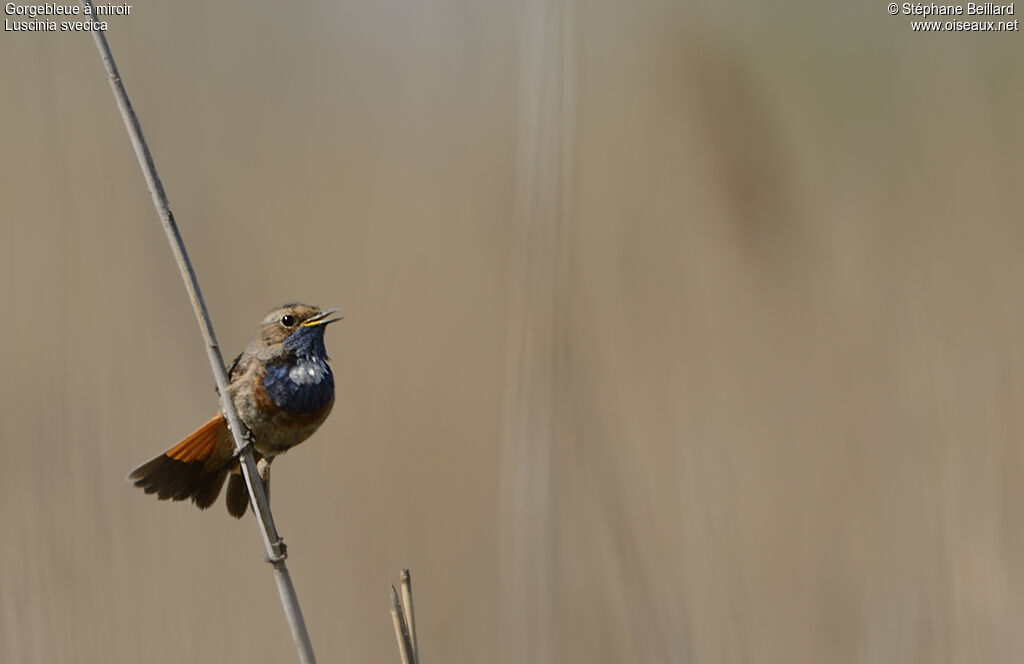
[390,586,414,664]
[390,570,420,664]
[79,3,316,662]
[400,569,419,661]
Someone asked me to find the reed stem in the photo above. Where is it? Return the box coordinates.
[80,4,317,661]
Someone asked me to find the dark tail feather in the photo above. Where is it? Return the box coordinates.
[128,454,229,510]
[129,455,202,501]
[224,459,272,519]
[226,473,249,518]
[192,465,231,509]
[129,414,234,511]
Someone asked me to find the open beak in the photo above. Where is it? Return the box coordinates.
[301,308,343,327]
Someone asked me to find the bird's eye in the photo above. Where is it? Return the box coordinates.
[281,314,297,327]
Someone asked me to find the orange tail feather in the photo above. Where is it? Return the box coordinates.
[128,414,235,509]
[165,414,229,463]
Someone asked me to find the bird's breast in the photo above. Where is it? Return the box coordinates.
[260,357,335,414]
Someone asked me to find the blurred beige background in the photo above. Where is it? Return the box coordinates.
[3,1,1024,662]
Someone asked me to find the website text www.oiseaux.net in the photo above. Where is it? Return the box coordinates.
[894,3,1019,30]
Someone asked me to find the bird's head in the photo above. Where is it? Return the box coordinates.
[256,303,342,358]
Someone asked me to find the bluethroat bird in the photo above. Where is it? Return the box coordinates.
[128,303,341,518]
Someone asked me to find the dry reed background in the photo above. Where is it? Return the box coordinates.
[3,1,1024,662]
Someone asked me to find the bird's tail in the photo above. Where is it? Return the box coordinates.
[127,414,235,510]
[225,457,272,519]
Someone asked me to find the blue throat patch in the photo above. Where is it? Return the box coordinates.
[262,326,335,413]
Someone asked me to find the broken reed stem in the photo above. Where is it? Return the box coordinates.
[400,568,419,659]
[391,569,420,664]
[80,3,317,662]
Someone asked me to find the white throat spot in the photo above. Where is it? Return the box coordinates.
[289,358,326,385]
